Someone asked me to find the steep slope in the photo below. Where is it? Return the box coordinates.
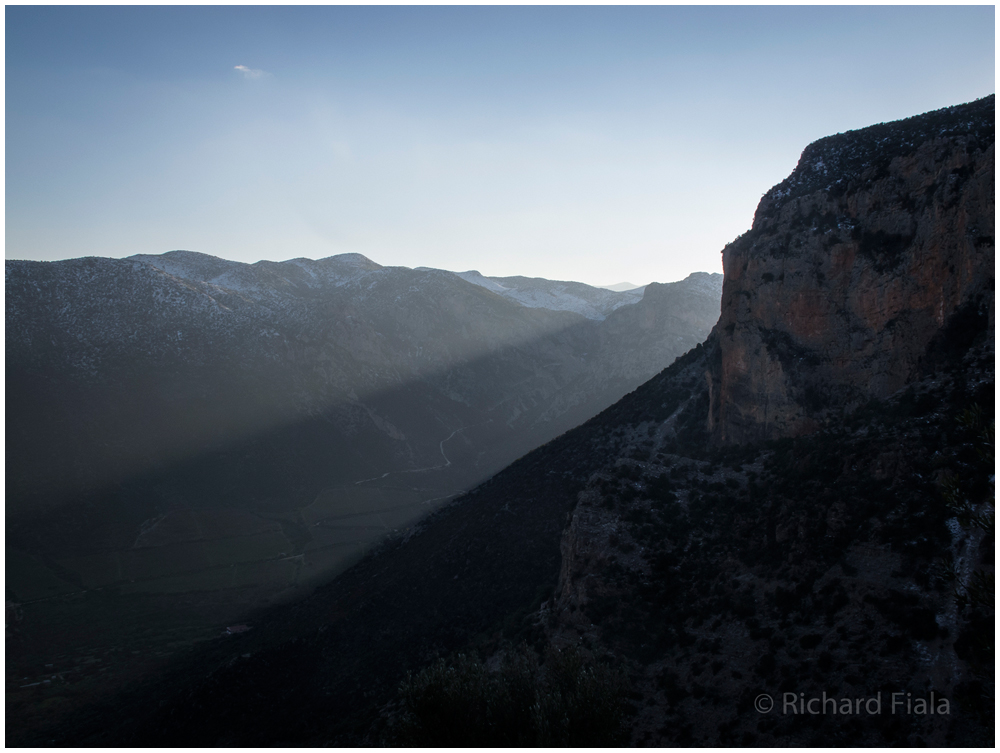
[547,349,993,746]
[25,97,992,748]
[546,95,995,746]
[709,95,994,443]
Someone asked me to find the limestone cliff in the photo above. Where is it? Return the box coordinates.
[709,96,994,443]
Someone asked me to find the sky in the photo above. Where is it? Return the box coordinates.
[5,5,995,286]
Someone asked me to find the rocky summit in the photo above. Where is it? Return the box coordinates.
[709,96,994,443]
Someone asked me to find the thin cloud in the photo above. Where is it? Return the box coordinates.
[234,65,266,79]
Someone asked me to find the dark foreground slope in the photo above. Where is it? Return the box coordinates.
[544,96,993,746]
[547,342,993,746]
[15,98,994,747]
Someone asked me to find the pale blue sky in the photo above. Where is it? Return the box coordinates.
[6,6,995,285]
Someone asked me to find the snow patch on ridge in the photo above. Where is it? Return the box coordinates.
[455,270,643,321]
[125,251,658,321]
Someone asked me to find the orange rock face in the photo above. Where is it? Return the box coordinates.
[708,97,995,443]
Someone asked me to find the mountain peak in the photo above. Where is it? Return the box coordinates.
[317,252,382,269]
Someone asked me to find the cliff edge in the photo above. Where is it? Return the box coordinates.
[709,95,994,443]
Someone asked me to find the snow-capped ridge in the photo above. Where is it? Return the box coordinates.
[454,270,644,321]
[128,250,387,295]
[456,270,510,295]
[122,250,719,322]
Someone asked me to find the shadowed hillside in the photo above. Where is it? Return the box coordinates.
[6,253,720,743]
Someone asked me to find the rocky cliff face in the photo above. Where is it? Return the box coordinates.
[709,96,994,443]
[534,98,995,745]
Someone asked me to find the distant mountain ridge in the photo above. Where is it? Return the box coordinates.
[124,250,657,322]
[6,253,721,665]
[128,250,649,321]
[454,269,645,320]
[599,281,644,292]
[8,251,721,743]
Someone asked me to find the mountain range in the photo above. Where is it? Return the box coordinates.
[6,95,993,747]
[6,247,721,742]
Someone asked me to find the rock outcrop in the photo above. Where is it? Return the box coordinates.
[709,95,994,443]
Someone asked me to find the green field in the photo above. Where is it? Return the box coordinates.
[8,484,457,745]
[299,542,366,582]
[308,525,382,547]
[117,566,240,595]
[58,528,293,594]
[56,552,123,590]
[202,530,292,566]
[135,508,285,547]
[122,541,213,581]
[6,549,80,602]
[302,485,433,524]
